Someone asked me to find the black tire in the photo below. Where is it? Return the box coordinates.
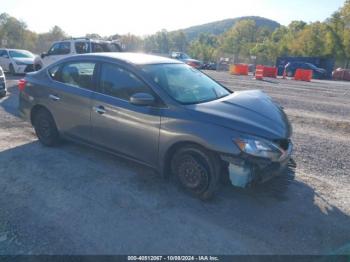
[171,144,221,200]
[9,64,15,75]
[33,109,60,147]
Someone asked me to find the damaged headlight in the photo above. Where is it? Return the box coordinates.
[234,136,283,161]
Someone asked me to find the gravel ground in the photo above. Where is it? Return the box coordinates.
[0,73,349,255]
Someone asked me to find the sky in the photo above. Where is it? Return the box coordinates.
[1,0,346,36]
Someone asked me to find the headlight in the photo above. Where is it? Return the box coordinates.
[14,61,27,66]
[234,136,283,161]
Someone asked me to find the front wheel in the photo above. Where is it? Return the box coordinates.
[9,64,15,75]
[171,145,221,200]
[33,109,60,146]
[34,64,42,71]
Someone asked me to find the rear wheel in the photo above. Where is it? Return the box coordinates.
[33,109,60,146]
[171,145,221,200]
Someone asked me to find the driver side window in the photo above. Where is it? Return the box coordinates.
[99,63,152,101]
[48,43,61,55]
[48,42,71,55]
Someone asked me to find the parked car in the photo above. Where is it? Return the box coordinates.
[202,62,217,70]
[0,66,6,97]
[19,53,293,200]
[332,68,350,81]
[34,37,123,71]
[0,49,35,74]
[171,52,202,69]
[284,62,327,79]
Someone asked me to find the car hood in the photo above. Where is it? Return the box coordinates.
[187,90,292,139]
[13,58,34,65]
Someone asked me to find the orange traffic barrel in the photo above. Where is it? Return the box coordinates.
[255,65,264,80]
[263,66,278,78]
[294,69,313,82]
[230,64,249,75]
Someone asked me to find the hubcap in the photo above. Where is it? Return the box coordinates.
[38,118,51,138]
[178,154,208,190]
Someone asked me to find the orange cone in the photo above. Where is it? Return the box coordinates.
[255,65,264,80]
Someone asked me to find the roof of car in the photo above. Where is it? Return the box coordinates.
[1,49,28,52]
[83,52,182,65]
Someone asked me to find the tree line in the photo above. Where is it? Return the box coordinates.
[188,0,350,68]
[1,0,350,68]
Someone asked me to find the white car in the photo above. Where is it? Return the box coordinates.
[0,49,35,74]
[0,66,6,97]
[34,37,123,70]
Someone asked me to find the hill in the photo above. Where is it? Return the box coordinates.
[179,16,281,41]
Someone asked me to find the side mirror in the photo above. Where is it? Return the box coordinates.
[130,93,155,106]
[41,52,47,59]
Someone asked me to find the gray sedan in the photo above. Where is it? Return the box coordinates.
[18,53,293,199]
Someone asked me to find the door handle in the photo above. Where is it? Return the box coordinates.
[94,105,106,115]
[49,94,60,101]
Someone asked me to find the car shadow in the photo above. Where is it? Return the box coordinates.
[0,140,349,255]
[0,78,21,117]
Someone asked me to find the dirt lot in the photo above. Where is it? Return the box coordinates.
[0,72,349,255]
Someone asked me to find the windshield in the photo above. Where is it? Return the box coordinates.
[9,50,34,58]
[142,63,231,104]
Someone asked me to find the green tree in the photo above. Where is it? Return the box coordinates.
[119,33,143,51]
[0,13,29,49]
[143,30,171,53]
[169,31,187,52]
[188,33,218,62]
[34,26,67,53]
[219,19,259,62]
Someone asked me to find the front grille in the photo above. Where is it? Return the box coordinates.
[25,64,35,73]
[274,139,290,151]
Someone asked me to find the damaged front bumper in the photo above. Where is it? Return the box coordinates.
[221,141,293,188]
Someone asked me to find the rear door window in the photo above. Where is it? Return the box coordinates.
[75,42,90,54]
[48,65,61,81]
[51,62,97,90]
